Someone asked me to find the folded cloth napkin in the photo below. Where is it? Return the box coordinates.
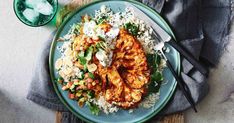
[27,0,233,122]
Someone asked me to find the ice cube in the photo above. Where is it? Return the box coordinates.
[34,1,53,15]
[22,8,39,23]
[25,0,46,8]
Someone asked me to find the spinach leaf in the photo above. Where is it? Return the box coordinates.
[146,54,161,72]
[146,53,164,93]
[124,22,139,36]
[86,102,100,115]
[151,71,163,82]
[148,70,163,94]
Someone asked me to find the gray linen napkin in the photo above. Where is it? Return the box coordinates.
[26,0,233,122]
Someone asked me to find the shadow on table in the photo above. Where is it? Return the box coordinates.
[0,90,33,122]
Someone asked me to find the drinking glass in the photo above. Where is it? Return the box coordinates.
[14,0,58,27]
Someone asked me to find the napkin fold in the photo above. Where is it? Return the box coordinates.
[27,0,233,122]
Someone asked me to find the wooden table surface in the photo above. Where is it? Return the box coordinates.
[56,0,184,123]
[56,112,184,123]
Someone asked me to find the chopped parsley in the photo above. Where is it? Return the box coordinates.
[85,46,94,61]
[97,16,108,24]
[78,56,87,65]
[88,72,95,79]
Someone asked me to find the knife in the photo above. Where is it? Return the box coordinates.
[125,3,208,76]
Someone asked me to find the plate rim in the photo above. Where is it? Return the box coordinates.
[49,0,180,123]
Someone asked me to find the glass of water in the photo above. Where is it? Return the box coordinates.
[14,0,58,27]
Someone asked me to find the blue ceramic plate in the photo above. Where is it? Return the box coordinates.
[49,0,180,122]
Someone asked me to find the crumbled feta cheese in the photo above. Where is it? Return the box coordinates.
[96,28,106,39]
[106,27,119,39]
[95,49,108,67]
[83,21,97,37]
[73,67,82,78]
[95,49,113,67]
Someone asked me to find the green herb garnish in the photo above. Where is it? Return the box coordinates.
[151,71,163,82]
[78,80,85,85]
[87,90,95,98]
[97,16,108,24]
[124,22,139,36]
[95,42,103,49]
[78,51,85,57]
[57,77,64,83]
[83,64,88,72]
[70,84,75,90]
[95,41,107,51]
[98,36,105,41]
[147,54,164,93]
[147,54,161,72]
[78,56,87,65]
[85,46,93,61]
[86,102,100,115]
[88,72,95,79]
[74,23,82,34]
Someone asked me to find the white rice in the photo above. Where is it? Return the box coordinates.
[90,96,119,114]
[140,93,160,108]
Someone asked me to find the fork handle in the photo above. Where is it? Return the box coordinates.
[167,40,208,76]
[166,59,198,112]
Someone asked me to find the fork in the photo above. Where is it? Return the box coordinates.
[152,29,198,112]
